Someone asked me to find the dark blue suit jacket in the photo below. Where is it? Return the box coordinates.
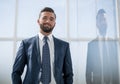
[12,35,73,84]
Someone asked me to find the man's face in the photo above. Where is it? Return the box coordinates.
[96,13,107,36]
[38,12,56,34]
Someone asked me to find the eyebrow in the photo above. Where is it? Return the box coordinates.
[42,15,55,19]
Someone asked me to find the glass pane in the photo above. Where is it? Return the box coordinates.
[70,40,120,84]
[69,0,78,39]
[0,41,13,84]
[86,40,119,84]
[70,41,88,84]
[69,0,118,39]
[0,0,15,38]
[77,0,96,39]
[69,0,96,39]
[96,0,118,38]
[17,0,67,38]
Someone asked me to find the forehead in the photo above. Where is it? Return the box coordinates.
[40,12,55,18]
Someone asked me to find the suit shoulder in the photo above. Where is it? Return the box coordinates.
[54,37,69,45]
[22,35,38,44]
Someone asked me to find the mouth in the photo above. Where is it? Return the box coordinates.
[44,25,50,28]
[44,23,51,27]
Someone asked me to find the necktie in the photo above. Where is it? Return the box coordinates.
[41,36,51,84]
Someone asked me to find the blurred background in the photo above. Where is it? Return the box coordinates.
[0,0,120,84]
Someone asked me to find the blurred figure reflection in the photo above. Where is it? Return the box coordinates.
[86,9,119,84]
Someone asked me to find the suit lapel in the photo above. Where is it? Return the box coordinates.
[53,37,59,66]
[35,35,41,65]
[53,37,60,81]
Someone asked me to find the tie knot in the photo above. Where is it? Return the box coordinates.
[44,36,48,42]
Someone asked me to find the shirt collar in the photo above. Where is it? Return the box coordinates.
[38,32,53,41]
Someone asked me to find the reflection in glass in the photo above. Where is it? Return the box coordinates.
[86,9,119,84]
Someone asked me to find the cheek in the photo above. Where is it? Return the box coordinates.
[51,24,55,27]
[52,22,56,26]
[38,19,43,24]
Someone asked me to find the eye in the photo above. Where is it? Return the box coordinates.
[50,17,55,21]
[42,16,47,20]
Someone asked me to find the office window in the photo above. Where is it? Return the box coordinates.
[0,0,120,84]
[17,0,67,38]
[70,41,88,84]
[69,0,96,39]
[0,42,13,84]
[0,0,15,38]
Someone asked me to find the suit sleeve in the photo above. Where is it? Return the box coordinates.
[12,40,27,84]
[63,43,73,84]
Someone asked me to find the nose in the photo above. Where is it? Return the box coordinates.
[46,19,50,23]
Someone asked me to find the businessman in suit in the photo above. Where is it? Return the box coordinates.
[86,9,119,84]
[12,7,73,84]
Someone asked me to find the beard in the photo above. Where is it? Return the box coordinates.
[40,24,54,33]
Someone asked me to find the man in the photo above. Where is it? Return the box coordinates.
[12,7,73,84]
[86,9,119,84]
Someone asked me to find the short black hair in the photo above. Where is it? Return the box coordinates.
[39,7,56,18]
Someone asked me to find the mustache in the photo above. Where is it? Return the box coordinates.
[43,23,51,26]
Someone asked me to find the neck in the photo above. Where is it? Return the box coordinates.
[40,31,51,36]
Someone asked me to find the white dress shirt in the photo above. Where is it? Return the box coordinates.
[38,32,56,84]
